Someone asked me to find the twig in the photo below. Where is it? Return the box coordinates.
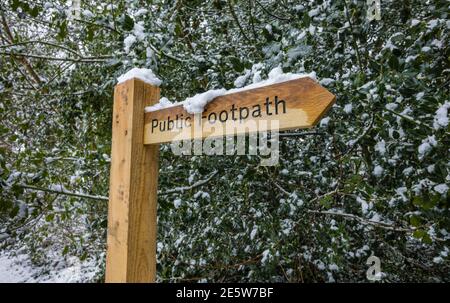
[0,51,111,62]
[0,40,82,57]
[338,113,375,159]
[72,18,120,34]
[306,210,409,231]
[343,0,363,71]
[279,131,325,137]
[254,0,290,21]
[160,170,218,195]
[147,42,185,63]
[18,184,108,201]
[384,108,433,131]
[227,0,252,44]
[272,181,292,196]
[1,12,42,84]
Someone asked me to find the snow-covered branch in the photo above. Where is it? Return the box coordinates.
[19,184,108,201]
[0,51,112,63]
[159,170,218,195]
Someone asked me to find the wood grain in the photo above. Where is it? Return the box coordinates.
[144,77,335,145]
[105,78,160,283]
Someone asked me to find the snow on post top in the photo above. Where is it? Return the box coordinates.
[144,66,316,114]
[117,68,162,86]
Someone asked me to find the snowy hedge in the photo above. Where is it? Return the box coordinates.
[0,0,449,282]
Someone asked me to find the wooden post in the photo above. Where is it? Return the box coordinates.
[105,78,160,283]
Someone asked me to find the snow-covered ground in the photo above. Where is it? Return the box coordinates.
[0,252,100,283]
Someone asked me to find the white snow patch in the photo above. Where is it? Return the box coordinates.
[135,8,148,17]
[385,103,398,111]
[373,165,384,177]
[252,70,262,84]
[0,253,98,283]
[250,226,258,240]
[343,103,353,114]
[433,102,449,130]
[427,19,439,29]
[308,8,320,17]
[123,35,136,53]
[261,249,271,264]
[411,19,420,26]
[374,140,386,156]
[49,184,66,192]
[418,135,437,160]
[402,167,414,176]
[117,68,162,86]
[434,184,448,195]
[145,97,173,112]
[133,22,146,41]
[174,198,182,208]
[405,55,418,63]
[433,256,444,264]
[320,78,334,86]
[320,117,330,127]
[82,10,94,18]
[328,264,339,271]
[183,89,228,114]
[357,196,370,214]
[234,69,251,88]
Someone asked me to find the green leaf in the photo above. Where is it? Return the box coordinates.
[229,57,244,72]
[57,20,68,41]
[410,215,422,227]
[86,26,94,42]
[412,196,422,207]
[11,0,21,11]
[413,229,426,239]
[412,229,432,244]
[174,23,183,37]
[80,251,88,261]
[422,234,432,245]
[45,213,54,222]
[29,6,40,18]
[319,195,333,209]
[123,14,134,31]
[422,198,436,210]
[388,54,399,71]
[9,206,19,218]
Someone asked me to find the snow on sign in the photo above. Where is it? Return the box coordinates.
[143,77,336,144]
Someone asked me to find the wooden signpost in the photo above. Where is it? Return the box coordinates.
[105,77,335,283]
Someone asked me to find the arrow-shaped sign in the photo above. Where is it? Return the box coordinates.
[144,77,335,145]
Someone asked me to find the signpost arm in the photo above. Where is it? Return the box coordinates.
[105,78,160,283]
